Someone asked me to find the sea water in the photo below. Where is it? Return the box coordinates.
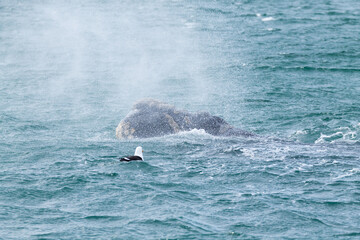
[1,0,359,239]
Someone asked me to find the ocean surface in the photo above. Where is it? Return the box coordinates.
[1,0,360,239]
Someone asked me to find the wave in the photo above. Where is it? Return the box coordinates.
[332,168,360,180]
[315,126,359,144]
[291,122,359,144]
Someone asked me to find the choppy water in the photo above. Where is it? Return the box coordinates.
[1,0,360,239]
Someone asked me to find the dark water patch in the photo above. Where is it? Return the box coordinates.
[129,216,216,237]
[77,144,113,151]
[303,179,326,187]
[1,187,75,206]
[84,215,123,221]
[51,160,78,169]
[118,160,162,174]
[304,112,340,118]
[173,141,206,152]
[99,155,118,159]
[17,123,49,131]
[266,209,331,229]
[32,232,63,239]
[215,196,271,213]
[268,193,291,201]
[279,51,358,60]
[0,113,19,123]
[230,222,254,230]
[170,190,202,202]
[334,232,360,237]
[149,181,191,191]
[315,50,360,58]
[295,198,360,212]
[276,17,321,24]
[0,173,39,186]
[327,11,348,16]
[327,180,358,187]
[116,182,154,194]
[336,17,359,25]
[255,65,360,72]
[244,98,273,103]
[45,174,89,186]
[199,7,233,16]
[179,169,204,178]
[90,171,119,178]
[322,201,360,207]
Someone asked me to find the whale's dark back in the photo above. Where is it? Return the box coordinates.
[116,99,254,139]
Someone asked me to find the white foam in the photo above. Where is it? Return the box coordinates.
[262,17,275,22]
[242,148,256,159]
[315,132,343,144]
[294,130,307,135]
[177,128,211,137]
[315,128,357,144]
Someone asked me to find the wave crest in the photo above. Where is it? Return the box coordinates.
[315,126,358,144]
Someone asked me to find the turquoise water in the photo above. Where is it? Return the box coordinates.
[1,0,360,239]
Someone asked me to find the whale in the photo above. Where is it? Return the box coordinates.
[116,99,255,139]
